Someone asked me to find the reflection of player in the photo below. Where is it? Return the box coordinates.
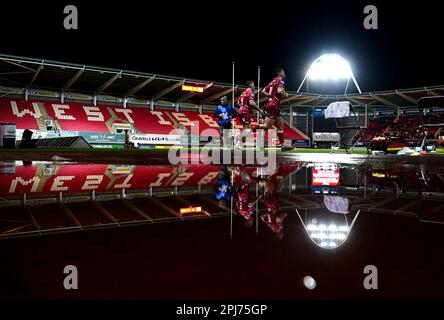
[259,166,288,239]
[214,166,232,204]
[253,68,294,151]
[233,167,260,225]
[237,81,261,148]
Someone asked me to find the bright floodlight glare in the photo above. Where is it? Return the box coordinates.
[303,276,317,290]
[307,224,317,231]
[307,54,352,80]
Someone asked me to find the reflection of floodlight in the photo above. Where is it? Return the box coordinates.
[296,209,361,250]
[303,276,317,290]
[297,53,362,94]
[307,224,317,231]
[337,233,346,240]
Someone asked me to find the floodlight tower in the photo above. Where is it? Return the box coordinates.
[297,54,361,94]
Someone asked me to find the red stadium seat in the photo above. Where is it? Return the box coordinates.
[45,102,112,132]
[0,99,40,130]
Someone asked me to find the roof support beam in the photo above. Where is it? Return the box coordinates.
[426,90,440,96]
[28,63,43,86]
[3,223,34,234]
[280,95,303,104]
[26,207,41,231]
[147,196,182,218]
[178,91,197,101]
[63,67,85,91]
[315,97,330,106]
[152,80,185,100]
[291,96,321,106]
[200,195,229,211]
[0,76,21,86]
[3,59,36,72]
[125,75,156,96]
[348,97,365,106]
[396,91,417,104]
[370,94,396,107]
[174,195,193,206]
[95,71,122,95]
[201,86,237,103]
[93,202,119,224]
[122,200,153,222]
[61,205,83,229]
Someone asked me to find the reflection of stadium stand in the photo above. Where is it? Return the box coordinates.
[1,161,443,239]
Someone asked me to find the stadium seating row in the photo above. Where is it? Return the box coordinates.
[365,113,444,141]
[0,98,308,140]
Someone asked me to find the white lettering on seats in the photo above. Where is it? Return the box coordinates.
[9,176,41,193]
[150,111,172,125]
[198,114,219,128]
[170,173,194,186]
[81,175,104,190]
[51,176,74,191]
[11,101,41,118]
[52,104,75,120]
[149,173,171,187]
[197,172,218,185]
[172,113,194,126]
[83,106,104,121]
[115,109,134,123]
[114,174,133,189]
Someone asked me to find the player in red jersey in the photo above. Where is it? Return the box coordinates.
[253,68,294,151]
[237,81,261,148]
[234,169,255,224]
[233,166,261,226]
[258,165,288,239]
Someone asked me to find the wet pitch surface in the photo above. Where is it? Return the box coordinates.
[0,150,443,299]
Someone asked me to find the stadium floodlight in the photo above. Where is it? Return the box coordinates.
[297,53,362,94]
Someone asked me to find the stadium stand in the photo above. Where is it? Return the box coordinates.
[364,113,444,141]
[364,116,394,141]
[0,98,309,142]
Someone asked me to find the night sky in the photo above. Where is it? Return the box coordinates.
[1,1,443,93]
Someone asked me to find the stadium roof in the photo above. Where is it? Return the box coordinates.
[1,53,444,109]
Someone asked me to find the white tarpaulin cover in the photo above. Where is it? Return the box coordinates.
[324,101,351,119]
[324,195,349,214]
